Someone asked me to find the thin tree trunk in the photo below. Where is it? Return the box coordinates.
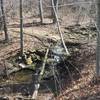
[20,0,24,56]
[39,0,43,24]
[51,0,70,56]
[32,46,50,99]
[52,0,59,23]
[96,0,100,76]
[0,0,9,42]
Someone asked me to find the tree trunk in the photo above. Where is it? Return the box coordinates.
[39,0,43,24]
[32,47,50,99]
[0,0,9,42]
[20,0,24,56]
[52,0,59,23]
[96,0,100,76]
[51,0,70,56]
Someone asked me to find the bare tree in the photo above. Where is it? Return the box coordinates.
[96,0,100,76]
[51,0,70,56]
[52,0,59,23]
[0,0,9,42]
[39,0,43,24]
[20,0,24,56]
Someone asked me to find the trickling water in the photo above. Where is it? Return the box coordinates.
[52,43,65,62]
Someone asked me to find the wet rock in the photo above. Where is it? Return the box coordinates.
[0,96,9,100]
[19,63,26,68]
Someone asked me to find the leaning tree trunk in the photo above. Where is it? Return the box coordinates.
[52,0,59,23]
[96,0,100,76]
[39,0,43,24]
[0,0,9,42]
[32,47,50,99]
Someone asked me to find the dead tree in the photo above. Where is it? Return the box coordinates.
[0,0,9,42]
[52,0,59,23]
[96,0,100,76]
[20,0,24,56]
[39,0,43,24]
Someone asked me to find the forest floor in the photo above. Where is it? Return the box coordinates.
[0,17,100,100]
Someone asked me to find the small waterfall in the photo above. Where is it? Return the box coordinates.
[52,43,64,62]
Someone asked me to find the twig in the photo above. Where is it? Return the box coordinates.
[51,0,70,56]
